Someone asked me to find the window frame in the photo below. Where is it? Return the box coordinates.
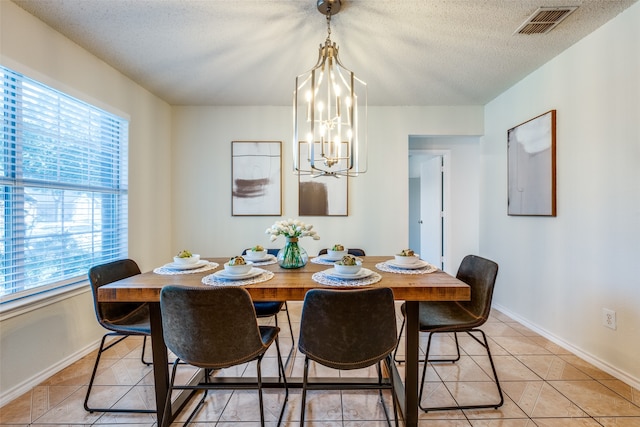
[1,65,129,306]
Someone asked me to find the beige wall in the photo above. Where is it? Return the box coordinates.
[0,1,172,403]
[481,2,640,386]
[170,106,483,259]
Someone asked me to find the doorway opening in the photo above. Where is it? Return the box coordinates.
[408,150,449,271]
[408,135,481,275]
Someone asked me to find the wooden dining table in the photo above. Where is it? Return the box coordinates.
[97,255,470,426]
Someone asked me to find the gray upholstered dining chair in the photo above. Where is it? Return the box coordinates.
[318,248,366,256]
[242,248,295,366]
[298,287,398,427]
[159,285,288,427]
[393,254,503,412]
[85,259,154,414]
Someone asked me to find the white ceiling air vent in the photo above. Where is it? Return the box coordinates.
[514,6,578,35]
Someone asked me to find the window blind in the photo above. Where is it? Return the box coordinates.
[1,65,129,302]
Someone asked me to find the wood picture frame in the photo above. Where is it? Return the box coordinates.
[507,110,557,216]
[231,141,282,216]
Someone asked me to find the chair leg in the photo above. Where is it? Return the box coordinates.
[274,306,296,371]
[182,369,209,426]
[84,333,154,414]
[416,331,465,410]
[141,335,152,365]
[256,355,266,427]
[377,358,399,427]
[417,331,436,410]
[386,355,400,427]
[300,355,397,426]
[468,329,504,409]
[84,334,111,412]
[283,302,295,343]
[300,357,310,427]
[418,329,504,412]
[164,354,281,427]
[393,316,406,363]
[437,332,461,363]
[161,358,181,427]
[274,337,289,426]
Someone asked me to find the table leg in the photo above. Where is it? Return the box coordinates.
[149,303,170,423]
[404,301,419,427]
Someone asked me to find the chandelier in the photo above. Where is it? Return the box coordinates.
[293,0,367,177]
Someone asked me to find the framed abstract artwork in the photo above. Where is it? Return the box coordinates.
[507,110,557,216]
[297,142,348,216]
[231,141,282,216]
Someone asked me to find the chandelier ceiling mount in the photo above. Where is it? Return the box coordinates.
[317,0,342,16]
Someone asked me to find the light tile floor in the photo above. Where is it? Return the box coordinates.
[1,303,639,426]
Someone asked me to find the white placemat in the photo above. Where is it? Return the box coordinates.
[153,261,219,275]
[310,256,335,265]
[201,268,274,287]
[246,254,278,266]
[312,269,382,287]
[375,262,438,274]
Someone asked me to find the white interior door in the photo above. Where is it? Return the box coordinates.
[420,156,443,268]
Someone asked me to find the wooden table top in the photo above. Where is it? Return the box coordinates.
[97,256,470,303]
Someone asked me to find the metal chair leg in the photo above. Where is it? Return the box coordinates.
[141,335,152,365]
[393,317,406,363]
[394,319,462,364]
[274,337,289,426]
[256,356,266,427]
[161,358,181,427]
[84,333,154,414]
[162,346,289,427]
[377,357,399,427]
[283,302,295,341]
[181,369,209,426]
[273,305,296,371]
[418,329,504,412]
[387,355,400,427]
[300,357,310,427]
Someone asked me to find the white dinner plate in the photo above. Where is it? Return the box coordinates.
[245,254,276,262]
[163,260,209,270]
[324,267,373,280]
[244,252,268,261]
[319,254,344,261]
[385,259,432,270]
[214,267,263,280]
[320,254,364,262]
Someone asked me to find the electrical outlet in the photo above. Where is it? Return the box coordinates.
[602,308,617,330]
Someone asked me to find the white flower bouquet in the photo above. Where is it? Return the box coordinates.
[265,218,321,242]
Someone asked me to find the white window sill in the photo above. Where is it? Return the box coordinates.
[0,282,91,321]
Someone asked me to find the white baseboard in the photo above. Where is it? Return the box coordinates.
[0,338,100,407]
[493,303,640,391]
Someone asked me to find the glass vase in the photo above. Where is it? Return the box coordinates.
[277,237,308,269]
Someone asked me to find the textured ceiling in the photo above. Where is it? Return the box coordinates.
[11,0,637,106]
